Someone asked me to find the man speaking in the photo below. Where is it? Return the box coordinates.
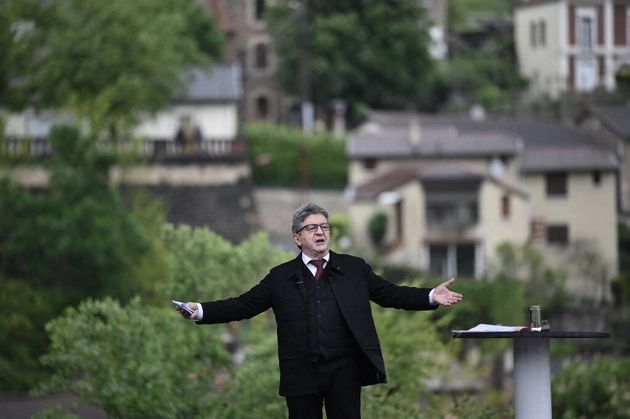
[176,203,463,419]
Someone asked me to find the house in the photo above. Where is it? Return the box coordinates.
[133,62,243,156]
[207,0,289,123]
[347,111,617,302]
[575,104,630,221]
[1,62,258,242]
[3,62,243,157]
[206,0,450,124]
[514,0,630,98]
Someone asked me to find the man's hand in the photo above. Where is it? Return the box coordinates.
[432,278,463,306]
[175,302,199,320]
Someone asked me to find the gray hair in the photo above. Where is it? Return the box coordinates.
[291,203,329,234]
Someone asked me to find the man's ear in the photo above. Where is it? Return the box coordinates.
[292,233,302,249]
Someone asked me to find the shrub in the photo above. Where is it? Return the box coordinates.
[246,123,347,189]
[368,212,387,248]
[38,297,232,419]
[552,355,630,419]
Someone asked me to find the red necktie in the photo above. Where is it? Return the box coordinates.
[310,259,325,280]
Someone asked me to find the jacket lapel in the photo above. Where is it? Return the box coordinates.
[288,254,308,301]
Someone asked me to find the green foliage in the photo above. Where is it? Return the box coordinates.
[246,123,347,189]
[448,0,512,32]
[0,125,153,300]
[0,125,171,391]
[608,222,630,354]
[552,355,630,419]
[612,222,630,306]
[493,241,569,310]
[362,302,446,418]
[162,224,293,302]
[37,297,232,419]
[123,190,173,305]
[267,0,433,110]
[450,394,508,419]
[443,37,528,111]
[1,0,223,134]
[205,317,286,418]
[368,212,387,248]
[0,278,67,392]
[430,279,527,332]
[329,212,350,252]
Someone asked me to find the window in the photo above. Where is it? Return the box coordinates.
[395,200,403,240]
[501,194,511,218]
[546,224,569,246]
[426,200,478,230]
[256,96,269,119]
[362,159,377,170]
[577,9,595,50]
[428,243,476,278]
[592,171,601,186]
[530,21,537,47]
[255,0,265,21]
[545,172,567,197]
[255,43,267,69]
[539,20,546,46]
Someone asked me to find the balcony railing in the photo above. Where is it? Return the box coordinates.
[0,137,247,160]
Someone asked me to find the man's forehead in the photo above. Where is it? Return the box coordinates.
[302,213,327,223]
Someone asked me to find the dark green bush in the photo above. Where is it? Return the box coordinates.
[246,123,347,189]
[0,278,67,392]
[552,355,630,418]
[368,212,387,248]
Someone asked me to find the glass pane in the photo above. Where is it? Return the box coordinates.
[456,244,475,278]
[429,245,448,277]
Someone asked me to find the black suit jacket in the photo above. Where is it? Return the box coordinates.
[197,251,437,396]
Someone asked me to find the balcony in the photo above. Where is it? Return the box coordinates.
[0,137,247,162]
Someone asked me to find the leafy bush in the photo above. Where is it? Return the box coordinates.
[0,125,154,300]
[163,225,292,302]
[0,278,67,392]
[246,123,347,189]
[362,294,447,418]
[368,212,387,248]
[552,355,630,419]
[37,297,233,419]
[0,125,171,392]
[428,278,527,353]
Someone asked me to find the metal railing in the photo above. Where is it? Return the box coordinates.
[0,137,247,160]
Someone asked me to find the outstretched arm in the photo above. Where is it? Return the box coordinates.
[432,278,463,306]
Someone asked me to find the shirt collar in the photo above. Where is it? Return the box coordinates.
[301,252,330,267]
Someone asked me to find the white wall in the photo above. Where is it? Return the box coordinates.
[515,2,564,98]
[134,104,237,140]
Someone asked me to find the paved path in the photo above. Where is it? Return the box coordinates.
[0,393,105,419]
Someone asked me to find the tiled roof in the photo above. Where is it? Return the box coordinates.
[590,105,630,139]
[348,111,522,158]
[349,111,617,172]
[175,62,242,103]
[354,168,421,200]
[353,165,525,200]
[520,146,617,172]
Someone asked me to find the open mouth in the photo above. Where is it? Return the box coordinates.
[315,238,326,244]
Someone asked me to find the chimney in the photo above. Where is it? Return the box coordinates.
[409,115,421,147]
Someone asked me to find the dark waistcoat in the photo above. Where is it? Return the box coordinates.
[301,262,356,360]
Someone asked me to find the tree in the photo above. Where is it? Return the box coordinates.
[245,122,347,189]
[552,355,630,418]
[0,125,155,300]
[443,36,528,112]
[267,1,434,114]
[37,298,233,419]
[1,0,223,137]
